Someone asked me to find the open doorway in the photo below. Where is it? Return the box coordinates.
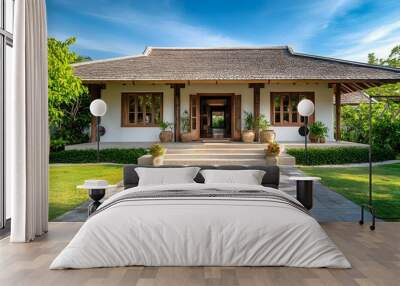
[200,96,232,139]
[190,93,241,141]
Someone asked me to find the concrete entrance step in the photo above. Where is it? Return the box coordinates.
[163,143,268,149]
[163,158,269,166]
[165,153,265,160]
[278,154,296,166]
[167,148,266,154]
[201,139,232,143]
[138,154,295,166]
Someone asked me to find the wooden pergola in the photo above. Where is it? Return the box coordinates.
[330,80,398,140]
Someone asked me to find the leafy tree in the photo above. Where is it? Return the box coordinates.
[341,102,400,152]
[341,45,400,153]
[48,37,92,150]
[367,45,400,97]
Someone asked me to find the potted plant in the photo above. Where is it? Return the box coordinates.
[159,120,173,143]
[242,111,255,143]
[309,121,328,143]
[149,144,166,166]
[264,142,282,165]
[256,115,275,144]
[180,110,192,142]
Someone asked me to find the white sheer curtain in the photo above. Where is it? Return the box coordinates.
[9,0,48,242]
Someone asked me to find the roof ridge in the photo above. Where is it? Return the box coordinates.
[147,46,290,50]
[290,49,400,73]
[72,53,147,67]
[144,46,290,55]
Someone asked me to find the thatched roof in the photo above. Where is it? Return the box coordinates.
[73,46,400,83]
[334,91,376,105]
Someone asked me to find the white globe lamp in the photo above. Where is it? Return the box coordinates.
[297,99,315,165]
[297,99,314,117]
[90,99,107,162]
[90,99,107,117]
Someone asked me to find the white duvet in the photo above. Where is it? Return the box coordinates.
[50,183,351,269]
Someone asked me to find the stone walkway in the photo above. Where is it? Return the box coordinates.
[54,167,376,223]
[279,167,376,222]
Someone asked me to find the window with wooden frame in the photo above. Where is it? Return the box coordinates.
[121,93,163,127]
[270,92,315,126]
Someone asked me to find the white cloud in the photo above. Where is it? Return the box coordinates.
[361,20,400,44]
[51,32,142,55]
[49,1,251,58]
[280,0,360,51]
[330,19,400,62]
[82,7,249,49]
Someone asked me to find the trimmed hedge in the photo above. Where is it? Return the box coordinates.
[286,147,396,165]
[50,148,148,164]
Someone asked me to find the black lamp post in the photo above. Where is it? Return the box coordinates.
[90,99,107,162]
[297,99,315,165]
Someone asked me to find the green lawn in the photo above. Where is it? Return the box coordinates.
[49,164,123,220]
[300,163,400,219]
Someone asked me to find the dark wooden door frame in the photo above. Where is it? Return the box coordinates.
[170,84,185,142]
[87,84,106,142]
[335,84,341,141]
[191,93,240,140]
[249,83,265,141]
[190,94,200,140]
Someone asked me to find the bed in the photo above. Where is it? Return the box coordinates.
[50,165,350,269]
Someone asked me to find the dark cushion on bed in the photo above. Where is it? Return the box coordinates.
[123,165,280,189]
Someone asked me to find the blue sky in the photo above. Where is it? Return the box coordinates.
[47,0,400,62]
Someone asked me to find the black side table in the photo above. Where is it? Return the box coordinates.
[77,184,117,215]
[87,189,106,215]
[288,177,321,210]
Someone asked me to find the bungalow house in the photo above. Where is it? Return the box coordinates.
[73,46,400,142]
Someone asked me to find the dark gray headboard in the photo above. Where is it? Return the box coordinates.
[123,165,280,189]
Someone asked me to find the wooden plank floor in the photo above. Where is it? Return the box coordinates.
[0,222,399,286]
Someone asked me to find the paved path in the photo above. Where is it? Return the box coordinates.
[54,167,376,223]
[302,160,400,168]
[280,167,376,222]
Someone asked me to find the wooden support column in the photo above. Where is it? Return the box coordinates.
[249,83,265,141]
[170,84,185,142]
[335,83,341,141]
[87,84,106,142]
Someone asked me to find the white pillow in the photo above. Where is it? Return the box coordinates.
[200,169,266,185]
[135,167,201,186]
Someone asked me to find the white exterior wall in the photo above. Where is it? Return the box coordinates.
[264,83,335,142]
[101,83,174,142]
[99,82,334,142]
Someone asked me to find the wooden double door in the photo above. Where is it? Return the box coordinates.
[189,93,241,141]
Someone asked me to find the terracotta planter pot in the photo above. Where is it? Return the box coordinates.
[180,132,192,142]
[309,134,318,143]
[260,129,276,144]
[309,133,326,143]
[265,155,278,166]
[242,130,255,143]
[159,131,173,143]
[152,155,164,166]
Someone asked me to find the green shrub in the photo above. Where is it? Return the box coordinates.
[149,144,166,157]
[286,147,396,165]
[309,121,328,139]
[341,102,400,153]
[50,138,66,152]
[50,148,148,164]
[243,111,254,130]
[255,114,270,131]
[159,121,173,131]
[181,110,191,133]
